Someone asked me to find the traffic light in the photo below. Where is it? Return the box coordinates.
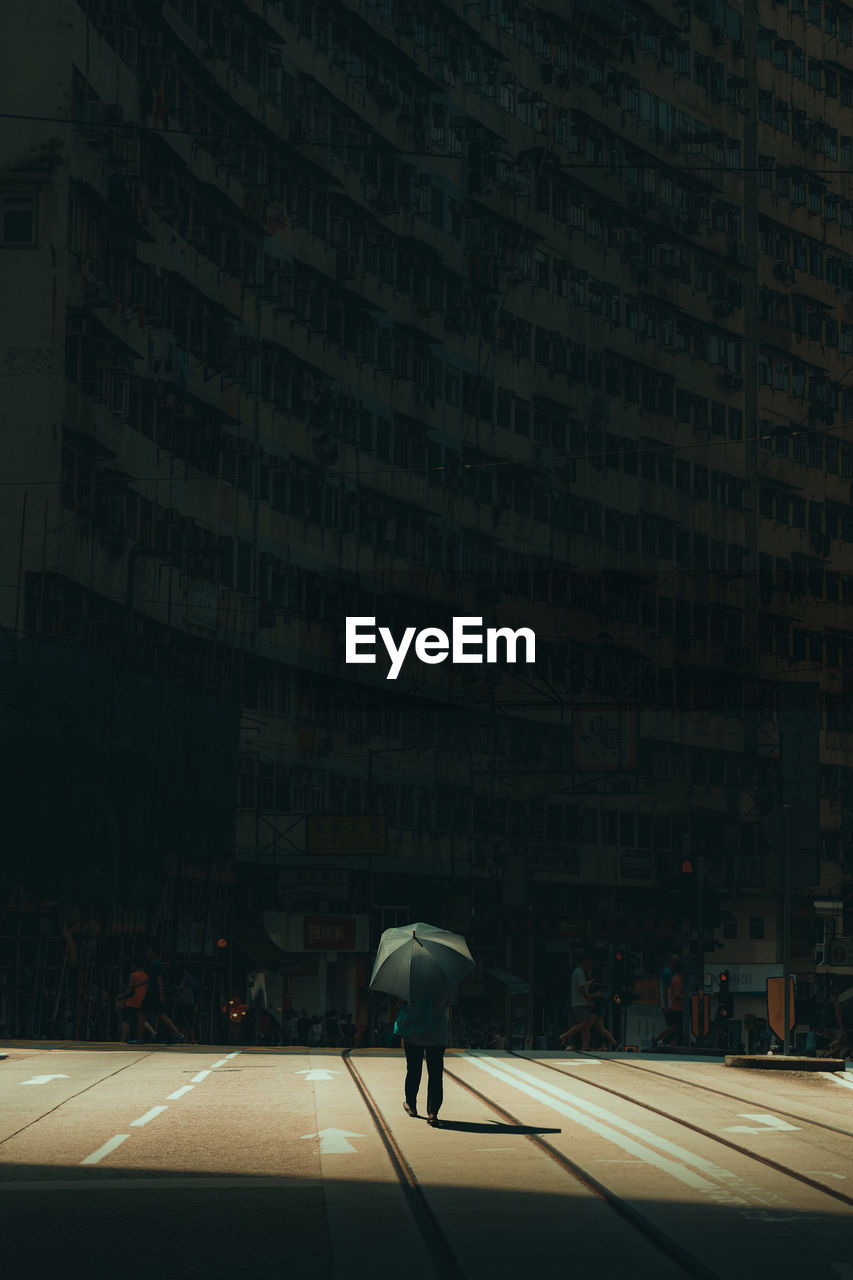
[717,969,733,1019]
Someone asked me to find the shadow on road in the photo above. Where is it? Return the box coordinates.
[432,1119,561,1135]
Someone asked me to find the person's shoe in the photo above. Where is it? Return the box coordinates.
[403,1102,417,1117]
[169,1034,185,1045]
[559,1032,569,1044]
[426,1114,440,1127]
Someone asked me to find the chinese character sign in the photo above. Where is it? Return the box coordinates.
[573,705,637,772]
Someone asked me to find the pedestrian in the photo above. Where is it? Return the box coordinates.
[654,955,684,1047]
[309,1014,324,1046]
[283,1007,298,1045]
[174,966,198,1044]
[141,945,184,1044]
[587,972,619,1050]
[324,1009,342,1047]
[121,957,149,1044]
[341,1012,356,1048]
[559,953,597,1051]
[397,994,451,1127]
[296,1008,311,1044]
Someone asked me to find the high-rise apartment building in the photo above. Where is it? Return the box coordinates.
[1,0,851,1040]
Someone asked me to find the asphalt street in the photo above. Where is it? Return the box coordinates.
[1,1044,851,1280]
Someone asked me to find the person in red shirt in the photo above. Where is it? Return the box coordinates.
[121,959,149,1044]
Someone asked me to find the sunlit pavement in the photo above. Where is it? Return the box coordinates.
[1,1043,851,1280]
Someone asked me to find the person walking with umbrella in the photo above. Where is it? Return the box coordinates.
[370,922,475,1130]
[397,994,450,1126]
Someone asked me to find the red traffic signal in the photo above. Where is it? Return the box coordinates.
[681,859,694,875]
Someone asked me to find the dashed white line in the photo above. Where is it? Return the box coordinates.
[80,1135,130,1165]
[210,1059,229,1069]
[225,1051,240,1059]
[167,1085,194,1100]
[191,1069,212,1083]
[130,1106,167,1127]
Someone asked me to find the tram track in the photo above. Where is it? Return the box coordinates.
[344,1049,724,1280]
[572,1049,853,1140]
[507,1049,853,1209]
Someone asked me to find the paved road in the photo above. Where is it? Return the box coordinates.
[1,1044,850,1280]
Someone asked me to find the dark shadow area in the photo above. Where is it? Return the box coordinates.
[429,1118,562,1135]
[0,1157,850,1280]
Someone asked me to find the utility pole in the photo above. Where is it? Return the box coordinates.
[782,804,792,1055]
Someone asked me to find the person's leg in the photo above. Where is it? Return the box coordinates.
[598,1019,617,1046]
[404,1042,424,1113]
[579,1016,592,1051]
[158,1012,183,1040]
[424,1046,446,1118]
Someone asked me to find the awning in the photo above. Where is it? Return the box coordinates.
[231,923,293,970]
[485,967,529,995]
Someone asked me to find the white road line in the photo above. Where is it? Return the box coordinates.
[463,1055,741,1197]
[80,1135,130,1165]
[191,1069,212,1082]
[210,1059,229,1068]
[476,1055,737,1182]
[130,1106,167,1127]
[828,1073,853,1091]
[225,1051,240,1059]
[167,1085,194,1100]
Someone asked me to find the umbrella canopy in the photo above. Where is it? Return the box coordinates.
[369,921,475,1001]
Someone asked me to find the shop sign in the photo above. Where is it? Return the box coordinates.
[307,816,386,856]
[279,868,349,899]
[304,915,357,950]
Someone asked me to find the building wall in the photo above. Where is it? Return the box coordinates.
[2,0,853,1031]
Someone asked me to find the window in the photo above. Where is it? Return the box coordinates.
[1,191,37,246]
[748,916,765,940]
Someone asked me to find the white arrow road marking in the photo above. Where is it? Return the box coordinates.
[725,1114,800,1133]
[828,1073,853,1092]
[301,1128,364,1154]
[20,1074,71,1086]
[296,1069,339,1080]
[130,1106,167,1127]
[80,1135,130,1165]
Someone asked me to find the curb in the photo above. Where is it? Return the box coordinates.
[725,1053,847,1071]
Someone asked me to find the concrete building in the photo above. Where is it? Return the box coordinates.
[1,0,852,1044]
